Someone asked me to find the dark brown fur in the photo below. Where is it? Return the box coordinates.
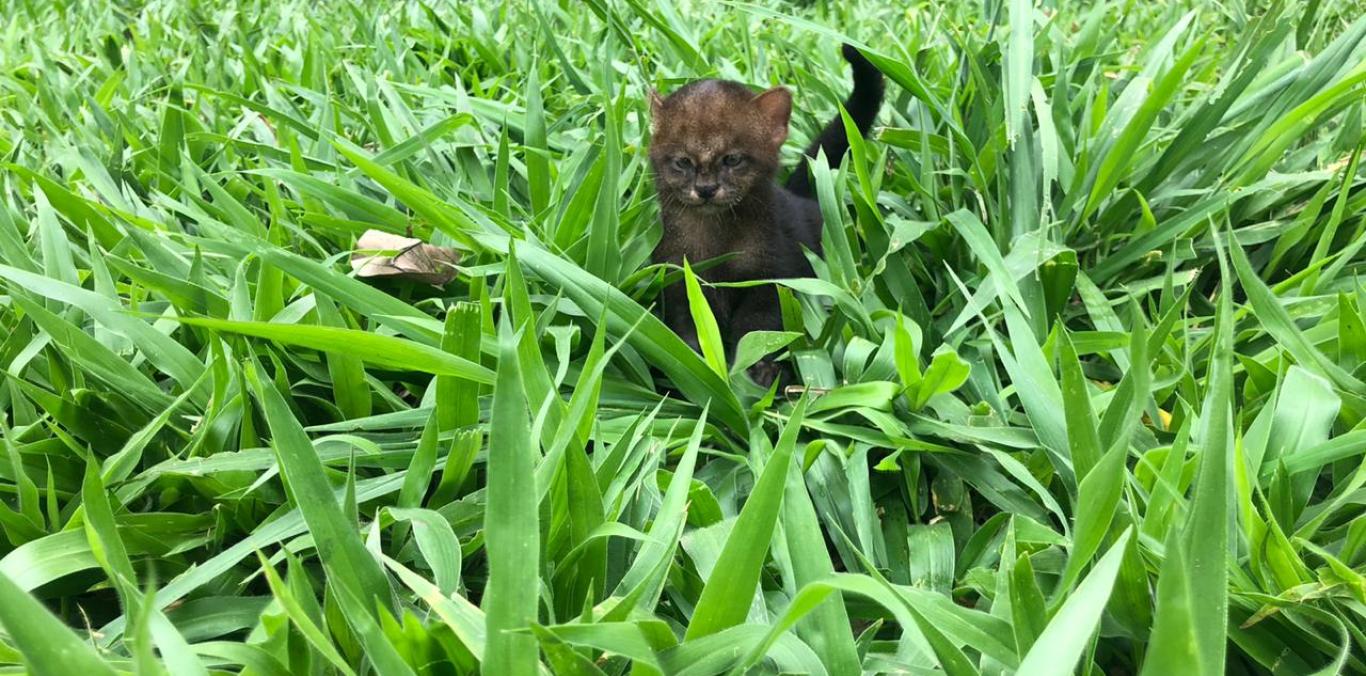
[649,46,884,385]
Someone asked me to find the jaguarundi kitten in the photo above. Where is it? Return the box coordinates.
[649,44,884,386]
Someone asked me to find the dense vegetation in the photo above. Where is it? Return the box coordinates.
[1,0,1364,673]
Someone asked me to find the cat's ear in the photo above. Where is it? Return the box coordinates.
[648,89,665,134]
[753,87,791,146]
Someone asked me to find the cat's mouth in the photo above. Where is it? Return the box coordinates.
[682,201,737,214]
[680,191,738,210]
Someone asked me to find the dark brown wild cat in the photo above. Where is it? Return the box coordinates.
[649,44,884,386]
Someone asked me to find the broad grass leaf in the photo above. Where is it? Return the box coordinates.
[252,168,408,228]
[532,620,674,672]
[686,398,808,640]
[0,263,205,394]
[823,572,1019,669]
[1142,234,1236,675]
[910,347,970,410]
[662,624,825,675]
[326,577,418,676]
[1096,301,1150,454]
[732,331,802,375]
[1282,429,1366,475]
[0,529,136,593]
[1261,367,1340,525]
[369,113,477,169]
[1083,36,1203,219]
[95,464,407,643]
[0,418,41,531]
[13,296,171,412]
[1233,61,1366,185]
[812,152,858,289]
[332,140,485,247]
[1003,0,1033,144]
[1229,237,1362,392]
[101,367,212,486]
[525,66,551,216]
[245,364,394,619]
[0,570,117,676]
[435,302,484,433]
[1337,293,1366,370]
[393,413,440,545]
[253,247,441,343]
[1017,529,1133,676]
[586,73,622,283]
[945,231,1070,336]
[79,460,140,626]
[315,292,372,419]
[907,521,956,595]
[532,624,611,675]
[944,209,1030,318]
[1261,366,1340,477]
[256,552,356,676]
[1058,329,1102,479]
[808,381,900,415]
[503,243,560,441]
[1057,443,1126,595]
[482,317,540,674]
[607,407,709,619]
[178,316,493,383]
[684,259,728,378]
[776,420,862,675]
[1009,551,1047,656]
[559,437,608,618]
[383,556,486,662]
[192,642,291,676]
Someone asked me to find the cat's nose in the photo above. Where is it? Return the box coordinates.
[695,184,718,200]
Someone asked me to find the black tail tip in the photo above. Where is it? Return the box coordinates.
[841,44,873,69]
[841,43,883,94]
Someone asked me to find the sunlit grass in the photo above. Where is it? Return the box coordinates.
[0,0,1363,674]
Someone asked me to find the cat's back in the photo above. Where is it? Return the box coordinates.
[775,188,823,256]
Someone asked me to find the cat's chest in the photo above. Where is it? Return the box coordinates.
[660,216,768,279]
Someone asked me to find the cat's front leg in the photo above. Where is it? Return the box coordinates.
[662,280,703,354]
[728,285,788,387]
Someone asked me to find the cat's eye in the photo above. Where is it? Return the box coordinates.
[721,153,745,167]
[672,156,693,171]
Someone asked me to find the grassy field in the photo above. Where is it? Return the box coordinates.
[1,0,1364,673]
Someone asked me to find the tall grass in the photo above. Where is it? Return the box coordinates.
[0,0,1364,673]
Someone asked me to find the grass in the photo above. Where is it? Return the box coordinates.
[0,0,1364,673]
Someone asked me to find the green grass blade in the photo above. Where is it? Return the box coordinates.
[0,571,117,676]
[1143,233,1236,675]
[686,398,807,640]
[245,363,394,618]
[684,259,729,378]
[1018,529,1133,676]
[180,317,493,384]
[482,316,541,674]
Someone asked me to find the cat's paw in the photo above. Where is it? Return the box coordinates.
[747,360,783,389]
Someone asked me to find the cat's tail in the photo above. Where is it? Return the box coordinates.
[784,44,885,199]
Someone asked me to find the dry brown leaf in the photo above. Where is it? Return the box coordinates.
[349,229,459,286]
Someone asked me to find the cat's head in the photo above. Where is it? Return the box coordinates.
[647,80,790,210]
